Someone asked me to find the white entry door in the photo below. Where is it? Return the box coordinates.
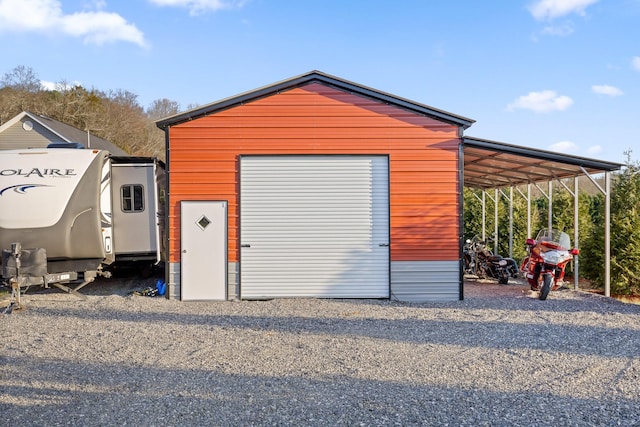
[180,201,227,300]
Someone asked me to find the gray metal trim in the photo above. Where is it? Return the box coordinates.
[163,127,171,297]
[156,71,475,130]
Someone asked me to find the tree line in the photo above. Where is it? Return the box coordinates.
[464,152,640,295]
[3,66,639,295]
[0,65,184,160]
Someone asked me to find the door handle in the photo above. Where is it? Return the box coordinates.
[379,243,389,247]
[241,244,251,248]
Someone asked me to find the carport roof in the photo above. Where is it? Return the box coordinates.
[463,136,623,189]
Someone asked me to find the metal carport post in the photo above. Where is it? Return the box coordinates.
[462,137,622,297]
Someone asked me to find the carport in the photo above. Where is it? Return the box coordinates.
[462,136,623,296]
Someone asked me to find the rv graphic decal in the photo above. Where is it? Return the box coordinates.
[0,184,50,196]
[0,168,76,178]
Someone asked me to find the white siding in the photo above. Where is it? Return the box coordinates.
[0,119,63,149]
[240,156,389,299]
[391,261,460,302]
[111,164,157,257]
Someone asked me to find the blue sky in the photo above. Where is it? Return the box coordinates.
[1,0,638,164]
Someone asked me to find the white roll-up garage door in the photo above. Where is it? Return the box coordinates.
[240,156,389,299]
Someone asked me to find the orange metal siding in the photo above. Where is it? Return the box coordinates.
[167,82,460,263]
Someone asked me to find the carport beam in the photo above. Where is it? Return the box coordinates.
[482,191,486,241]
[527,184,531,239]
[494,188,499,254]
[509,187,514,257]
[605,172,611,297]
[548,181,553,231]
[574,176,579,290]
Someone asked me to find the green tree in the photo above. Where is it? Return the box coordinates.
[463,187,484,241]
[580,192,605,283]
[581,152,640,294]
[609,155,640,294]
[498,188,530,263]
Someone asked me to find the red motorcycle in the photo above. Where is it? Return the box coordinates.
[521,229,579,300]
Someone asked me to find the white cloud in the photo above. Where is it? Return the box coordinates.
[587,145,602,155]
[529,0,599,21]
[40,80,57,91]
[148,0,247,15]
[549,140,579,154]
[40,80,83,91]
[507,90,574,113]
[592,84,623,96]
[540,24,574,36]
[0,0,146,46]
[632,56,640,71]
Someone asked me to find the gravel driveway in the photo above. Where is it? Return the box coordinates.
[1,277,639,426]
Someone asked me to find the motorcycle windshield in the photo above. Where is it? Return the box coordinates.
[535,228,571,251]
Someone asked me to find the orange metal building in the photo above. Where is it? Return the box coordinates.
[157,71,475,302]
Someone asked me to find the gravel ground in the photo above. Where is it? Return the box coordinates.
[1,276,639,426]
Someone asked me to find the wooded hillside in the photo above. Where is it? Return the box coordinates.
[0,65,183,160]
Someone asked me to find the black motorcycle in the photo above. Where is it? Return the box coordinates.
[464,235,519,284]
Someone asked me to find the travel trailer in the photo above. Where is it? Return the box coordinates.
[0,147,165,297]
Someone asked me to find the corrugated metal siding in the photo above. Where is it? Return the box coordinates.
[240,156,389,298]
[391,261,460,301]
[167,261,238,300]
[169,84,459,268]
[0,119,64,149]
[167,82,460,268]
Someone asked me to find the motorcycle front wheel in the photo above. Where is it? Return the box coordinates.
[539,274,552,300]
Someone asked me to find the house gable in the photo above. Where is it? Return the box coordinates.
[0,111,128,155]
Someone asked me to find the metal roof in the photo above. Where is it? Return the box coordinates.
[156,70,476,130]
[35,113,128,155]
[463,136,623,189]
[154,71,622,189]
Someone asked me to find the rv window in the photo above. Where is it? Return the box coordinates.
[121,185,144,212]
